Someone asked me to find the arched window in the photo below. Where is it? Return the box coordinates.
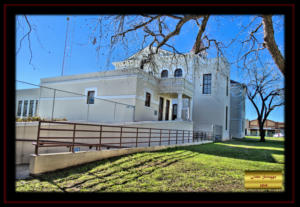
[174,68,183,77]
[161,70,168,78]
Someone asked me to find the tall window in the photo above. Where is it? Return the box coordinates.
[145,92,151,107]
[35,100,38,116]
[225,106,228,130]
[29,100,34,117]
[174,68,183,77]
[87,91,95,104]
[161,70,168,78]
[203,74,212,94]
[226,77,229,96]
[17,100,22,116]
[23,100,28,117]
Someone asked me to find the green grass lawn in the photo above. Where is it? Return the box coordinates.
[16,136,284,192]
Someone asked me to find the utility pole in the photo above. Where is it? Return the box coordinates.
[61,17,70,76]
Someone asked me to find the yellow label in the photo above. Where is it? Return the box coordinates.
[244,171,283,189]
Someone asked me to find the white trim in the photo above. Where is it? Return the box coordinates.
[39,95,137,101]
[42,74,137,85]
[35,100,39,116]
[136,96,159,105]
[98,95,136,99]
[85,87,98,96]
[40,97,86,101]
[32,100,36,117]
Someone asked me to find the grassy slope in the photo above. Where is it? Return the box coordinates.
[16,136,284,192]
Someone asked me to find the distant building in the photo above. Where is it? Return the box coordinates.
[245,119,285,137]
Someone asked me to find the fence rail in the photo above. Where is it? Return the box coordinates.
[34,120,214,155]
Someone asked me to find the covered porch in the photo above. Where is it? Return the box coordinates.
[158,78,194,122]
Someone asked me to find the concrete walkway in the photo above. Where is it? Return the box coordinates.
[16,164,31,180]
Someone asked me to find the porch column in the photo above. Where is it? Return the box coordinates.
[177,93,182,120]
[189,97,193,121]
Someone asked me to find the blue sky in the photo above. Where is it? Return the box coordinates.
[16,15,285,122]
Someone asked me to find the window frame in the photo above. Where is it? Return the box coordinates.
[161,70,168,78]
[23,100,28,117]
[17,100,22,117]
[226,77,229,96]
[145,92,151,107]
[28,100,34,117]
[174,68,183,77]
[225,106,228,131]
[87,90,95,104]
[203,74,212,94]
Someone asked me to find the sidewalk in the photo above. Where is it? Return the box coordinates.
[16,164,31,180]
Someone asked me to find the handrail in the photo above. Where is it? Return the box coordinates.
[34,120,214,155]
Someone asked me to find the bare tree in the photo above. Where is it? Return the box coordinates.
[245,65,284,142]
[16,14,285,75]
[104,15,284,75]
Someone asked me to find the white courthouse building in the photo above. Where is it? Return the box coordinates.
[16,46,246,140]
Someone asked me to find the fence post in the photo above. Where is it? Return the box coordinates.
[120,126,123,148]
[182,130,184,143]
[136,128,138,148]
[149,128,151,147]
[188,131,190,143]
[176,130,178,144]
[168,129,171,145]
[72,123,76,153]
[159,129,162,146]
[98,125,102,150]
[51,89,56,121]
[35,121,41,155]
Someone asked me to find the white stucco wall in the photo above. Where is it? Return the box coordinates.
[230,82,246,138]
[192,57,231,140]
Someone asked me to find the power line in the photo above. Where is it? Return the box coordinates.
[16,80,135,107]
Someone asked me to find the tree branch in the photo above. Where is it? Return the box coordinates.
[262,15,285,75]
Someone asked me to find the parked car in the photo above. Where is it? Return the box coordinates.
[273,133,284,137]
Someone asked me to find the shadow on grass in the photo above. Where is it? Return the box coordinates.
[157,139,284,163]
[32,150,192,186]
[27,138,284,190]
[29,150,197,192]
[233,137,284,146]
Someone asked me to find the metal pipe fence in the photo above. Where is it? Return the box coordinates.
[33,120,214,155]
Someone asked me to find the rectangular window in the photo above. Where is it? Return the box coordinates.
[203,74,212,94]
[145,92,151,107]
[23,100,28,117]
[28,100,34,117]
[87,91,95,104]
[226,77,229,96]
[225,106,228,130]
[35,100,38,116]
[17,100,22,116]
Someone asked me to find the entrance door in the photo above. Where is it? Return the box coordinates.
[165,100,170,120]
[158,97,164,121]
[172,104,177,120]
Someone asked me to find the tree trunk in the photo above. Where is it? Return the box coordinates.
[259,128,266,142]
